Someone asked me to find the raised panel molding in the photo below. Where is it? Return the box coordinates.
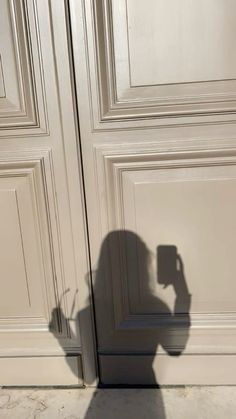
[0,0,47,136]
[0,151,56,332]
[0,151,78,352]
[85,0,236,130]
[94,145,236,353]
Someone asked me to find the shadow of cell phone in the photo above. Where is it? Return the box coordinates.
[157,245,179,287]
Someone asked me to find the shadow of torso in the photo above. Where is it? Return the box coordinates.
[49,230,191,419]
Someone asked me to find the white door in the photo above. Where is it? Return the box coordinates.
[0,0,92,385]
[70,0,236,384]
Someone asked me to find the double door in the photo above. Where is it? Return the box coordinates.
[2,0,236,386]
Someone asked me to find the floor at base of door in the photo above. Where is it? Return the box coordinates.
[0,387,235,419]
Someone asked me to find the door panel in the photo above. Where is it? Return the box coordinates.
[126,0,236,86]
[0,1,90,385]
[80,0,236,129]
[0,165,47,319]
[0,0,46,133]
[71,0,236,384]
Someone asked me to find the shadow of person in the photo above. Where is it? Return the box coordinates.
[49,230,191,419]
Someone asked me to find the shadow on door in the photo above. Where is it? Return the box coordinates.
[49,230,191,419]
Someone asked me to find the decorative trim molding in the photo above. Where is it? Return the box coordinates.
[94,144,236,352]
[84,0,236,130]
[0,0,48,136]
[0,150,71,338]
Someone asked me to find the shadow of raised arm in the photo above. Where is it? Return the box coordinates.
[161,254,191,356]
